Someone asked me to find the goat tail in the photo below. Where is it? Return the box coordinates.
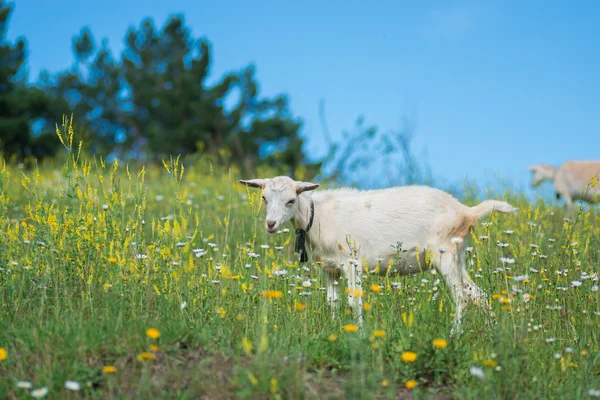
[470,200,518,221]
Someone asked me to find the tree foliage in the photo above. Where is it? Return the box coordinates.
[0,0,59,160]
[42,15,316,175]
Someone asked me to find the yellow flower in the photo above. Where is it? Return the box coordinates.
[261,290,283,299]
[236,314,245,321]
[102,365,117,374]
[581,350,588,356]
[137,352,155,361]
[363,303,372,311]
[370,284,381,293]
[483,359,497,367]
[401,351,418,363]
[328,334,337,342]
[381,379,389,388]
[343,324,359,333]
[242,337,253,355]
[146,328,160,339]
[108,257,117,263]
[294,302,306,311]
[0,347,6,361]
[372,343,379,349]
[432,339,448,349]
[217,307,226,318]
[405,380,417,389]
[150,344,159,352]
[373,330,385,338]
[344,288,363,297]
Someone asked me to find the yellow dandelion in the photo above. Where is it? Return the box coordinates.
[137,352,155,361]
[432,339,448,349]
[401,351,418,363]
[328,334,337,342]
[373,329,385,338]
[364,303,372,311]
[294,302,306,311]
[102,365,117,374]
[261,290,283,299]
[581,350,588,356]
[344,324,360,333]
[501,306,513,311]
[236,314,245,321]
[405,379,417,389]
[370,284,381,293]
[483,359,497,367]
[146,328,160,339]
[108,257,117,263]
[150,344,159,352]
[0,347,6,361]
[381,379,389,388]
[372,343,379,349]
[491,294,502,300]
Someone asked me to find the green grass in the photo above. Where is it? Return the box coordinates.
[1,134,600,399]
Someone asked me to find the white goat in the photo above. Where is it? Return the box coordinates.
[240,176,517,329]
[529,161,600,213]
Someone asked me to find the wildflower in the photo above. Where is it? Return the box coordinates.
[500,257,515,264]
[589,389,600,398]
[405,380,417,389]
[483,359,497,367]
[137,352,155,361]
[0,347,6,361]
[108,257,117,263]
[545,338,556,343]
[450,237,463,244]
[373,330,385,338]
[469,366,485,380]
[31,387,49,398]
[503,230,514,235]
[370,284,381,293]
[344,324,359,333]
[571,280,582,287]
[135,254,148,260]
[401,351,418,363]
[513,275,529,282]
[432,339,448,349]
[102,204,109,210]
[363,303,372,311]
[146,328,160,339]
[64,381,81,391]
[180,301,187,310]
[328,334,337,342]
[242,337,253,355]
[150,344,159,352]
[176,241,187,247]
[102,365,117,374]
[302,280,312,288]
[381,379,389,388]
[523,293,532,302]
[16,381,32,389]
[294,302,306,311]
[261,290,283,299]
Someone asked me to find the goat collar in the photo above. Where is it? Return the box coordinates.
[294,198,314,263]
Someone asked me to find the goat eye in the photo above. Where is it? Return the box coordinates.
[262,196,267,203]
[287,199,295,205]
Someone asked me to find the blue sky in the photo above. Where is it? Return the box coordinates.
[7,0,600,196]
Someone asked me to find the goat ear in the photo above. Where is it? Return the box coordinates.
[296,181,319,194]
[527,165,538,172]
[239,179,267,189]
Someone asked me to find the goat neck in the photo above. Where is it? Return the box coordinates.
[291,193,316,234]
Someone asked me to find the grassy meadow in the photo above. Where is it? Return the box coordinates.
[1,129,600,399]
